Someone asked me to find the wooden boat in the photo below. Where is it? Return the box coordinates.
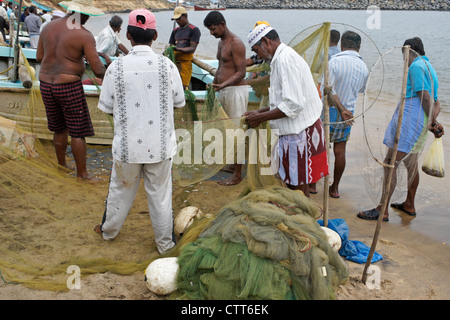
[0,47,260,145]
[194,0,225,10]
[194,5,225,11]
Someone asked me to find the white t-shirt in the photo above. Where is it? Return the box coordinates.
[95,26,122,57]
[268,43,323,135]
[98,45,185,163]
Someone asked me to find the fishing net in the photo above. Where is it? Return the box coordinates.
[0,23,348,297]
[164,186,348,300]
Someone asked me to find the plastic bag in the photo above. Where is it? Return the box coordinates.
[422,138,445,177]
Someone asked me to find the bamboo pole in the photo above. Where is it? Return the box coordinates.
[322,24,331,227]
[12,0,23,83]
[192,57,217,76]
[361,46,410,284]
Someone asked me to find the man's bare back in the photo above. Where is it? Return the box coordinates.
[37,13,106,84]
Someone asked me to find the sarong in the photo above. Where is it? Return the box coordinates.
[328,106,352,143]
[278,118,329,186]
[175,51,194,88]
[218,85,250,118]
[40,80,95,138]
[383,97,428,154]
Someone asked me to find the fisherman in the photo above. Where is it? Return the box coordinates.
[358,37,444,222]
[328,29,341,60]
[169,6,200,89]
[39,10,65,33]
[310,31,369,198]
[23,6,41,48]
[244,24,329,197]
[96,15,129,57]
[36,0,110,181]
[203,10,249,186]
[94,9,185,254]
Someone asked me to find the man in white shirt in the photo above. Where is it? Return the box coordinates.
[95,15,129,57]
[95,9,185,254]
[244,24,329,197]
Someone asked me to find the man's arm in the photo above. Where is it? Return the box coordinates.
[245,107,286,128]
[83,33,108,79]
[328,93,354,125]
[118,43,129,55]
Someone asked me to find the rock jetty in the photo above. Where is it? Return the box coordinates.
[220,0,449,11]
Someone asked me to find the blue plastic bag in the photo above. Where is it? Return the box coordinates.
[318,218,383,264]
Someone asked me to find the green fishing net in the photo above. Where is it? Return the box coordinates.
[165,187,348,300]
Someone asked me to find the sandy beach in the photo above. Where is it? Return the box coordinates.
[0,111,449,301]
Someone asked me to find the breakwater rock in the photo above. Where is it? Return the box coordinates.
[221,0,450,11]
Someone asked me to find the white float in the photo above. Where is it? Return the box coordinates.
[145,257,179,295]
[321,226,342,251]
[174,206,204,237]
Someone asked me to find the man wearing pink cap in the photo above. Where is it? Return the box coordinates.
[95,9,185,254]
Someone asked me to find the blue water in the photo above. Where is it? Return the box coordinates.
[86,9,450,123]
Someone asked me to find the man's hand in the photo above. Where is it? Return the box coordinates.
[245,110,265,128]
[430,122,444,138]
[340,109,355,126]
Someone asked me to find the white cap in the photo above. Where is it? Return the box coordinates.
[248,24,274,48]
[52,10,66,18]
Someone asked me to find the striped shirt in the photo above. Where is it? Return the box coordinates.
[328,50,369,113]
[268,43,323,136]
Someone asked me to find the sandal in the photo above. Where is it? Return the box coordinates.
[357,208,389,222]
[390,202,416,216]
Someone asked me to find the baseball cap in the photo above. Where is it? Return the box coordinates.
[171,6,187,20]
[129,9,156,30]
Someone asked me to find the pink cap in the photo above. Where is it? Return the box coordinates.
[128,9,156,30]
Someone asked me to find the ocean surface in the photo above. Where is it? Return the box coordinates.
[84,9,450,243]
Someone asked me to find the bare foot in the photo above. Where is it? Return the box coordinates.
[94,224,102,234]
[220,164,235,174]
[217,176,242,186]
[58,164,76,172]
[77,174,104,183]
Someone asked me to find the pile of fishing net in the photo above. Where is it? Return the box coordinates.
[163,186,349,300]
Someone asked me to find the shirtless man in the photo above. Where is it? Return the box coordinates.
[203,11,249,186]
[36,6,110,181]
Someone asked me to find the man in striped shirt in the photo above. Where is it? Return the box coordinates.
[318,31,369,198]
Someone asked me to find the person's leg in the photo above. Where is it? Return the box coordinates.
[70,136,91,180]
[143,159,176,254]
[288,183,310,198]
[391,154,419,215]
[329,141,347,198]
[53,129,69,168]
[97,161,142,239]
[217,86,248,186]
[358,149,408,221]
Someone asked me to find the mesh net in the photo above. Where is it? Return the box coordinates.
[0,23,350,297]
[165,187,349,300]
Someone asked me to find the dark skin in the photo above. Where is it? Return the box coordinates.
[36,12,111,181]
[206,21,247,186]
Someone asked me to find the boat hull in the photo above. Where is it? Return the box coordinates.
[194,5,225,11]
[0,85,261,146]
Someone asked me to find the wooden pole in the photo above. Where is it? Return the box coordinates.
[192,57,217,76]
[322,23,331,227]
[361,46,410,284]
[12,0,23,83]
